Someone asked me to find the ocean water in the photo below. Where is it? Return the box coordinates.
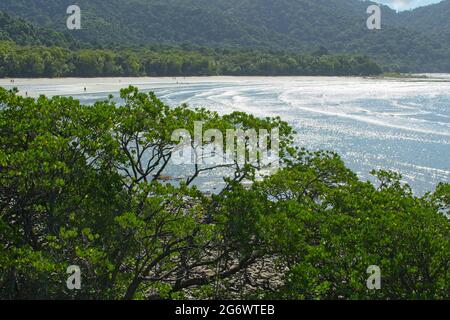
[2,76,449,194]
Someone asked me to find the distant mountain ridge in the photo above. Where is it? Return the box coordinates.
[395,0,450,45]
[0,0,449,72]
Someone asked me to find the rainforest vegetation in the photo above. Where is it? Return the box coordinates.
[0,41,382,78]
[1,87,449,299]
[1,0,450,72]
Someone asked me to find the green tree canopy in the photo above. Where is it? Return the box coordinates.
[0,87,448,300]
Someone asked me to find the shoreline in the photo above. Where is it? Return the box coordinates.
[0,76,448,195]
[2,73,449,81]
[1,74,449,86]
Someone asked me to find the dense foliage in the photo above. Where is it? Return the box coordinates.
[1,87,449,300]
[393,0,450,47]
[0,11,76,48]
[0,0,450,72]
[0,42,382,77]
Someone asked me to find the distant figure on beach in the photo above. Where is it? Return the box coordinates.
[84,87,86,92]
[10,79,14,83]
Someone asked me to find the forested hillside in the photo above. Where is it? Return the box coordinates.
[0,11,76,47]
[0,0,449,72]
[396,0,450,47]
[0,0,397,48]
[0,9,383,78]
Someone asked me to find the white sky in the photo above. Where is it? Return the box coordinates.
[374,0,444,10]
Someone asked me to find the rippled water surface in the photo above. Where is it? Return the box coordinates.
[2,76,449,194]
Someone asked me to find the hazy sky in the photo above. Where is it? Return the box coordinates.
[374,0,444,10]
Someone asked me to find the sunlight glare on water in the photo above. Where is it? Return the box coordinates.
[2,76,449,194]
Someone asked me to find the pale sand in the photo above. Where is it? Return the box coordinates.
[0,75,446,98]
